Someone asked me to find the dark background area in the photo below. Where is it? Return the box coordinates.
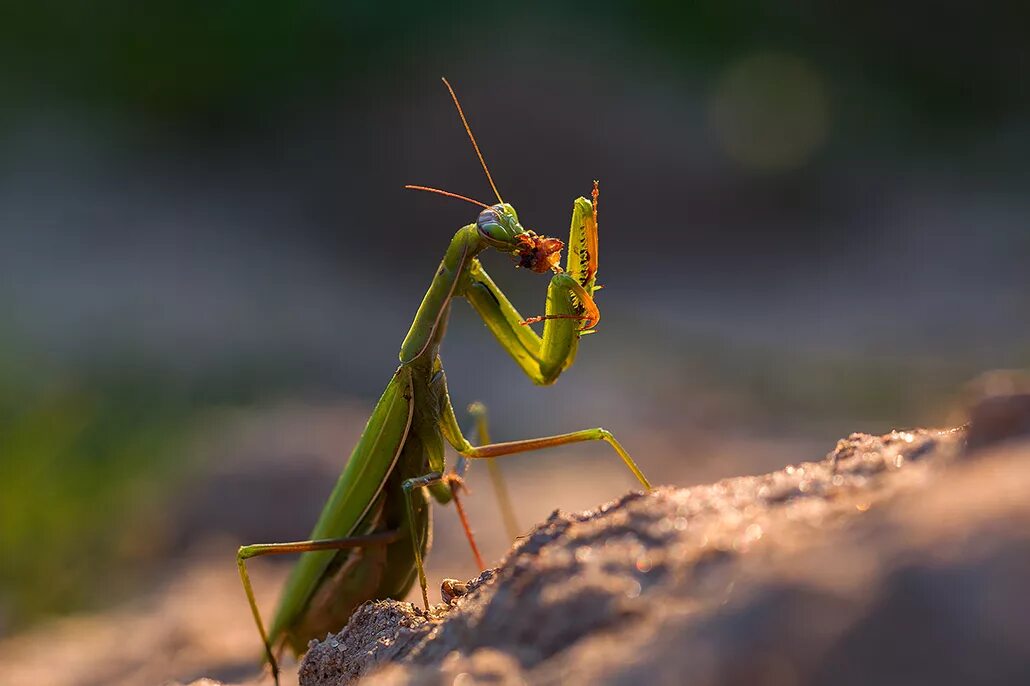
[1,1,1027,640]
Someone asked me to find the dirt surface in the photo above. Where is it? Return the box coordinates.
[5,394,1030,686]
[296,418,1030,686]
[0,553,298,686]
[0,401,821,686]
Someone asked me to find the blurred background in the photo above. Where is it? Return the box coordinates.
[1,2,1027,683]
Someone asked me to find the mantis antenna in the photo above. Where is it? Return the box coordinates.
[441,77,505,205]
[404,184,491,209]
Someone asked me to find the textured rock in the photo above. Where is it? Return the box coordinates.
[298,423,1030,685]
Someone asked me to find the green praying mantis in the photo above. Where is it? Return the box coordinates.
[236,79,653,683]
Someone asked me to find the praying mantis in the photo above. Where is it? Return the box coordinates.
[236,79,653,683]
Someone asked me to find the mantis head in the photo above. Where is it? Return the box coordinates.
[477,203,565,274]
[475,203,522,245]
[410,78,564,275]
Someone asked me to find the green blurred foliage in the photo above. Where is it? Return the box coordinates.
[0,1,459,124]
[2,1,1025,131]
[0,338,197,630]
[0,335,299,631]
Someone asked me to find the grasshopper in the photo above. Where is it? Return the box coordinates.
[236,79,652,683]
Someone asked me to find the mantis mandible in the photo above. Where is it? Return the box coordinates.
[236,79,653,683]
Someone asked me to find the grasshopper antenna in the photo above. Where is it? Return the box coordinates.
[405,185,491,209]
[441,77,504,205]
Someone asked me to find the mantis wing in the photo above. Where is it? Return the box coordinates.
[267,366,414,650]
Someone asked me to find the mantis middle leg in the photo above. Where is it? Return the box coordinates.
[434,371,652,491]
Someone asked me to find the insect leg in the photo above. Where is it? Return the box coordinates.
[402,470,484,609]
[438,386,651,491]
[235,531,401,684]
[465,401,521,541]
[463,429,650,490]
[519,190,602,330]
[465,262,596,384]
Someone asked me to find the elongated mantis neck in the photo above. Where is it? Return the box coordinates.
[399,226,486,365]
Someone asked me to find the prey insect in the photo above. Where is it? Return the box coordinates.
[236,78,652,683]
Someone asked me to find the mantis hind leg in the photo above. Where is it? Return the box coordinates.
[465,401,521,541]
[402,403,517,611]
[235,531,401,684]
[402,469,485,609]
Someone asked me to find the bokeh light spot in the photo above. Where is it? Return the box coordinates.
[710,51,830,172]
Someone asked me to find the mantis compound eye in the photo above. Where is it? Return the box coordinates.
[477,207,519,246]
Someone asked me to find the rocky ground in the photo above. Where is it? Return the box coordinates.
[296,395,1030,686]
[4,393,1029,686]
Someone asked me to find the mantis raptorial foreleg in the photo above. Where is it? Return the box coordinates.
[463,193,600,386]
[465,262,596,385]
